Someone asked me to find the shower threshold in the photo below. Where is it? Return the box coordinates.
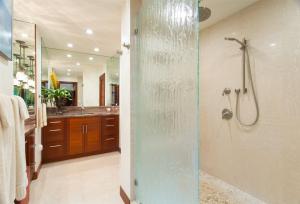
[200,171,266,204]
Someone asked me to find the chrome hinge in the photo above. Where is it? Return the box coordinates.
[134,28,139,35]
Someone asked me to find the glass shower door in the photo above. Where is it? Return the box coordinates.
[133,0,200,203]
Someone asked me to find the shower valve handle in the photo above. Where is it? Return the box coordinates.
[222,88,231,96]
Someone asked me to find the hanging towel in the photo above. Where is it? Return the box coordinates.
[42,103,47,127]
[0,94,16,204]
[16,96,30,121]
[13,96,29,201]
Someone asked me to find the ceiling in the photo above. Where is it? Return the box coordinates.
[200,0,260,29]
[14,0,125,57]
[13,0,259,78]
[42,48,109,78]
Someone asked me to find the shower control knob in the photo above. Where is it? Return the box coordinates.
[222,109,233,120]
[222,88,231,96]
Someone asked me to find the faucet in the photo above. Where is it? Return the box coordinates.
[80,105,85,114]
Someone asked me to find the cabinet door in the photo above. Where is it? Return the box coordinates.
[85,117,101,153]
[68,118,84,155]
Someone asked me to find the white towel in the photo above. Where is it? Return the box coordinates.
[0,94,16,204]
[16,96,29,121]
[42,103,47,127]
[13,96,29,201]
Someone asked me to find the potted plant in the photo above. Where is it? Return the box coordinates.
[42,87,72,114]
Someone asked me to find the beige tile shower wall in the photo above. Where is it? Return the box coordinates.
[200,0,300,203]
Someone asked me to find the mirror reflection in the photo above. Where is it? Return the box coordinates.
[41,47,119,108]
[13,20,36,115]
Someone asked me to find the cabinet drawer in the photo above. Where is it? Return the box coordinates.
[102,116,118,126]
[47,119,65,129]
[102,137,118,152]
[102,125,118,136]
[44,144,65,160]
[44,128,65,144]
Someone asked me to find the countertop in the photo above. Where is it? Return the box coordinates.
[47,112,119,119]
[25,123,36,136]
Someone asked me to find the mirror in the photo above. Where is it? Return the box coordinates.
[41,47,120,107]
[13,20,36,115]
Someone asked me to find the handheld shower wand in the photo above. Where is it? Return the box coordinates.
[225,37,260,126]
[225,37,247,93]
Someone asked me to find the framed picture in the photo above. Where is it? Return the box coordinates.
[0,0,12,61]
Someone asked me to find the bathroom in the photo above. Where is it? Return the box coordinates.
[1,0,300,204]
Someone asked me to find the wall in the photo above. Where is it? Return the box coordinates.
[83,66,105,106]
[200,0,300,203]
[35,28,43,170]
[120,0,132,199]
[0,57,13,95]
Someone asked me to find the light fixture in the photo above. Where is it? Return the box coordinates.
[67,68,72,72]
[270,43,276,47]
[76,62,80,66]
[21,33,28,38]
[67,72,71,76]
[16,71,28,83]
[67,43,73,48]
[13,78,20,86]
[94,48,99,52]
[67,54,72,58]
[23,74,29,84]
[28,79,35,88]
[16,71,24,82]
[86,29,93,35]
[89,57,94,61]
[23,84,29,90]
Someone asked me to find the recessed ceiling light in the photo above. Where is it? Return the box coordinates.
[94,48,99,52]
[86,29,93,35]
[67,68,72,72]
[67,72,71,76]
[21,33,28,38]
[89,57,94,61]
[67,43,73,48]
[76,62,80,66]
[67,54,72,58]
[270,43,276,47]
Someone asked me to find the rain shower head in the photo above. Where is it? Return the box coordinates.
[199,6,211,22]
[199,0,211,22]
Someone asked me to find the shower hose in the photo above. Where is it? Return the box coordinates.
[235,48,260,126]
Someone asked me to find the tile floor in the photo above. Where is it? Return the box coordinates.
[200,172,265,204]
[30,152,123,204]
[30,152,264,204]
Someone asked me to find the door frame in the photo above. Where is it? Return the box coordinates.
[99,73,105,106]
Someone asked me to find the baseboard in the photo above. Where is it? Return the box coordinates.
[32,163,42,180]
[120,186,130,204]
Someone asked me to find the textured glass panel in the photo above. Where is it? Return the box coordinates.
[134,0,199,203]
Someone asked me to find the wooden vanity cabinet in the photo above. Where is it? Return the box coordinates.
[68,116,101,156]
[42,115,118,163]
[42,118,67,163]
